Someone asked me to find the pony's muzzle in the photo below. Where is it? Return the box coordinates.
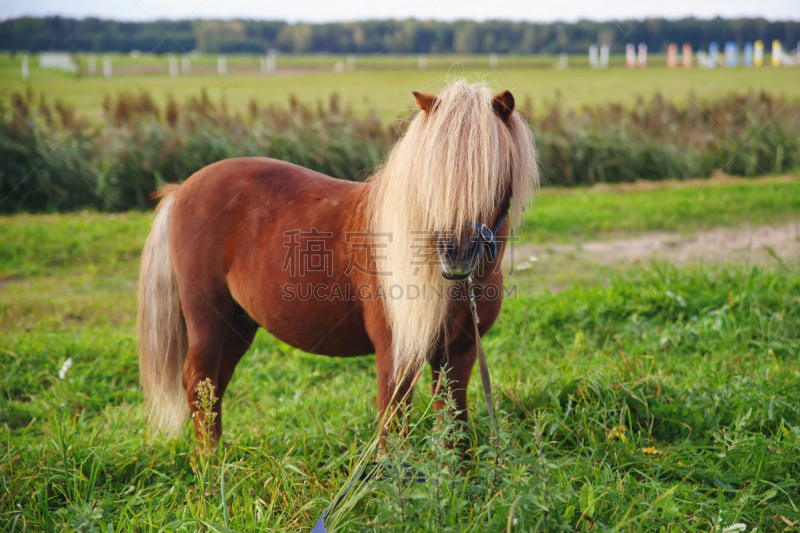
[436,228,486,281]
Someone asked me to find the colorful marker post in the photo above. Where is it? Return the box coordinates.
[708,42,719,68]
[626,43,636,68]
[744,42,754,67]
[682,43,692,68]
[754,40,764,67]
[724,42,737,67]
[772,40,782,67]
[667,43,678,68]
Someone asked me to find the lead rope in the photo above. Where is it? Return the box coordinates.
[467,275,496,430]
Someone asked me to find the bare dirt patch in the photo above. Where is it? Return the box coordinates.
[510,220,800,272]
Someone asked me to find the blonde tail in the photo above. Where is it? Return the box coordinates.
[137,184,188,437]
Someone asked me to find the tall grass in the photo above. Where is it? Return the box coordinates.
[1,88,799,213]
[3,261,799,530]
[530,91,800,185]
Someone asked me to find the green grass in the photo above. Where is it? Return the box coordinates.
[0,212,150,279]
[1,179,799,531]
[2,177,797,280]
[2,53,799,121]
[525,177,800,242]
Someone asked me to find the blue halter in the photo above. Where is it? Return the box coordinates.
[470,204,510,262]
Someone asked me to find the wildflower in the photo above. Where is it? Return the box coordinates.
[720,524,746,533]
[58,357,73,380]
[666,290,686,307]
[641,446,663,455]
[515,260,534,271]
[608,425,627,442]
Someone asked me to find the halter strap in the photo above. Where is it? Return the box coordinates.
[471,202,510,262]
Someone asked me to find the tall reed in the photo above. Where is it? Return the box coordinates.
[1,88,798,213]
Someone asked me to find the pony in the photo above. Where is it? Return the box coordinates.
[137,79,539,442]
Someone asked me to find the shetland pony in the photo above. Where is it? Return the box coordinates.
[138,80,539,442]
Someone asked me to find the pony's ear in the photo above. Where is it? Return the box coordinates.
[492,90,515,125]
[412,91,438,115]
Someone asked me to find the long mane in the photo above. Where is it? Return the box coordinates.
[367,79,539,375]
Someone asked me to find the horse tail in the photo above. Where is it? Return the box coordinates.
[137,183,188,437]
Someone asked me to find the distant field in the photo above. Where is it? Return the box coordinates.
[1,53,798,121]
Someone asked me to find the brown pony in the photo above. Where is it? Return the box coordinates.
[137,80,539,442]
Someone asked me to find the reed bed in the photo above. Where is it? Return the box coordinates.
[1,87,799,212]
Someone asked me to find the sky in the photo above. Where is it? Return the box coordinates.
[2,0,798,22]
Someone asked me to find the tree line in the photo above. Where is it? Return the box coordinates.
[1,16,798,55]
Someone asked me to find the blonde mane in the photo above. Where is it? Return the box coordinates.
[367,79,539,375]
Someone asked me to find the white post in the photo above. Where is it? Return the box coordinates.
[489,53,498,69]
[589,44,598,68]
[88,54,96,75]
[559,52,568,69]
[168,56,177,78]
[182,55,191,74]
[268,51,276,73]
[599,45,609,68]
[22,55,29,81]
[347,54,356,71]
[418,54,427,70]
[103,55,112,79]
[218,55,226,76]
[637,43,647,68]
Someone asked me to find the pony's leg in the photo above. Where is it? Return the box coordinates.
[180,294,240,444]
[214,319,258,439]
[183,332,224,444]
[375,348,418,440]
[430,344,477,427]
[365,303,418,443]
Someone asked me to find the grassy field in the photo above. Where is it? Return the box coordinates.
[2,177,799,531]
[2,53,799,121]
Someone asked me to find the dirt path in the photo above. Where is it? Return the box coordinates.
[540,172,799,195]
[509,220,800,271]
